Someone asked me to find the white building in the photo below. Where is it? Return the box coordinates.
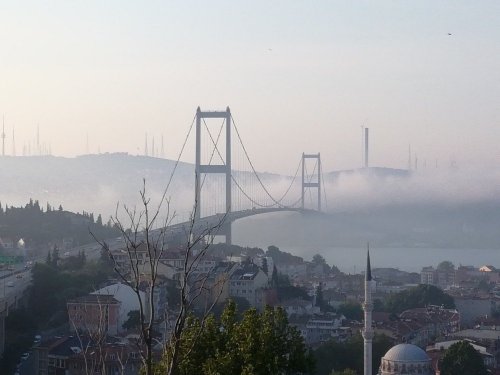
[229,264,269,308]
[305,314,345,344]
[91,282,147,332]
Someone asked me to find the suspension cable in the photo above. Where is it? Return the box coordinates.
[231,114,304,207]
[200,118,279,208]
[200,118,225,191]
[305,159,318,208]
[320,160,328,210]
[161,113,196,198]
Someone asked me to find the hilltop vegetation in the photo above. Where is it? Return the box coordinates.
[0,199,119,250]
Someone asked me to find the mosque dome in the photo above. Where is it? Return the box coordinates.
[379,343,434,375]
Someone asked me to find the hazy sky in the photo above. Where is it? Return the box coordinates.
[1,1,499,173]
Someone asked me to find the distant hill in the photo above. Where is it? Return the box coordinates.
[0,153,288,219]
[0,153,498,249]
[0,153,196,217]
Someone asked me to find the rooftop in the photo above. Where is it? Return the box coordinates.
[67,294,119,305]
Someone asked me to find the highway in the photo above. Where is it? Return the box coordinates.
[0,268,32,313]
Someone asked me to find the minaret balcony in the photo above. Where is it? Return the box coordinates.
[362,329,374,340]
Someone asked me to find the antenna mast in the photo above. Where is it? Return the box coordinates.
[12,126,16,156]
[161,134,164,158]
[408,144,412,171]
[2,116,5,156]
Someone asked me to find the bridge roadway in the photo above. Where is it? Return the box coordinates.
[161,207,311,238]
[61,207,317,259]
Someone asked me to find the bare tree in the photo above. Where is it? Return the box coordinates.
[164,204,228,375]
[95,180,228,375]
[68,294,124,375]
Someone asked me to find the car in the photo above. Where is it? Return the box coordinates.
[20,352,29,360]
[16,274,23,278]
[6,281,14,287]
[34,335,42,344]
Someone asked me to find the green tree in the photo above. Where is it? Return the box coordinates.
[0,308,37,374]
[123,310,141,330]
[78,250,86,267]
[439,341,487,375]
[338,302,363,321]
[312,253,327,266]
[46,249,52,265]
[266,245,304,265]
[316,283,324,308]
[160,301,314,375]
[29,261,112,327]
[51,245,60,268]
[271,264,279,287]
[384,284,455,314]
[437,261,455,272]
[261,257,268,275]
[314,334,392,375]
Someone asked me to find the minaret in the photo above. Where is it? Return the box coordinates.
[363,245,374,375]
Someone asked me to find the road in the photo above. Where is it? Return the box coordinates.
[0,268,32,313]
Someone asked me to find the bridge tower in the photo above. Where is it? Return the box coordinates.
[195,107,232,244]
[301,153,321,211]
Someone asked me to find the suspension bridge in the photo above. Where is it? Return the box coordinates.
[0,106,329,356]
[164,106,328,244]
